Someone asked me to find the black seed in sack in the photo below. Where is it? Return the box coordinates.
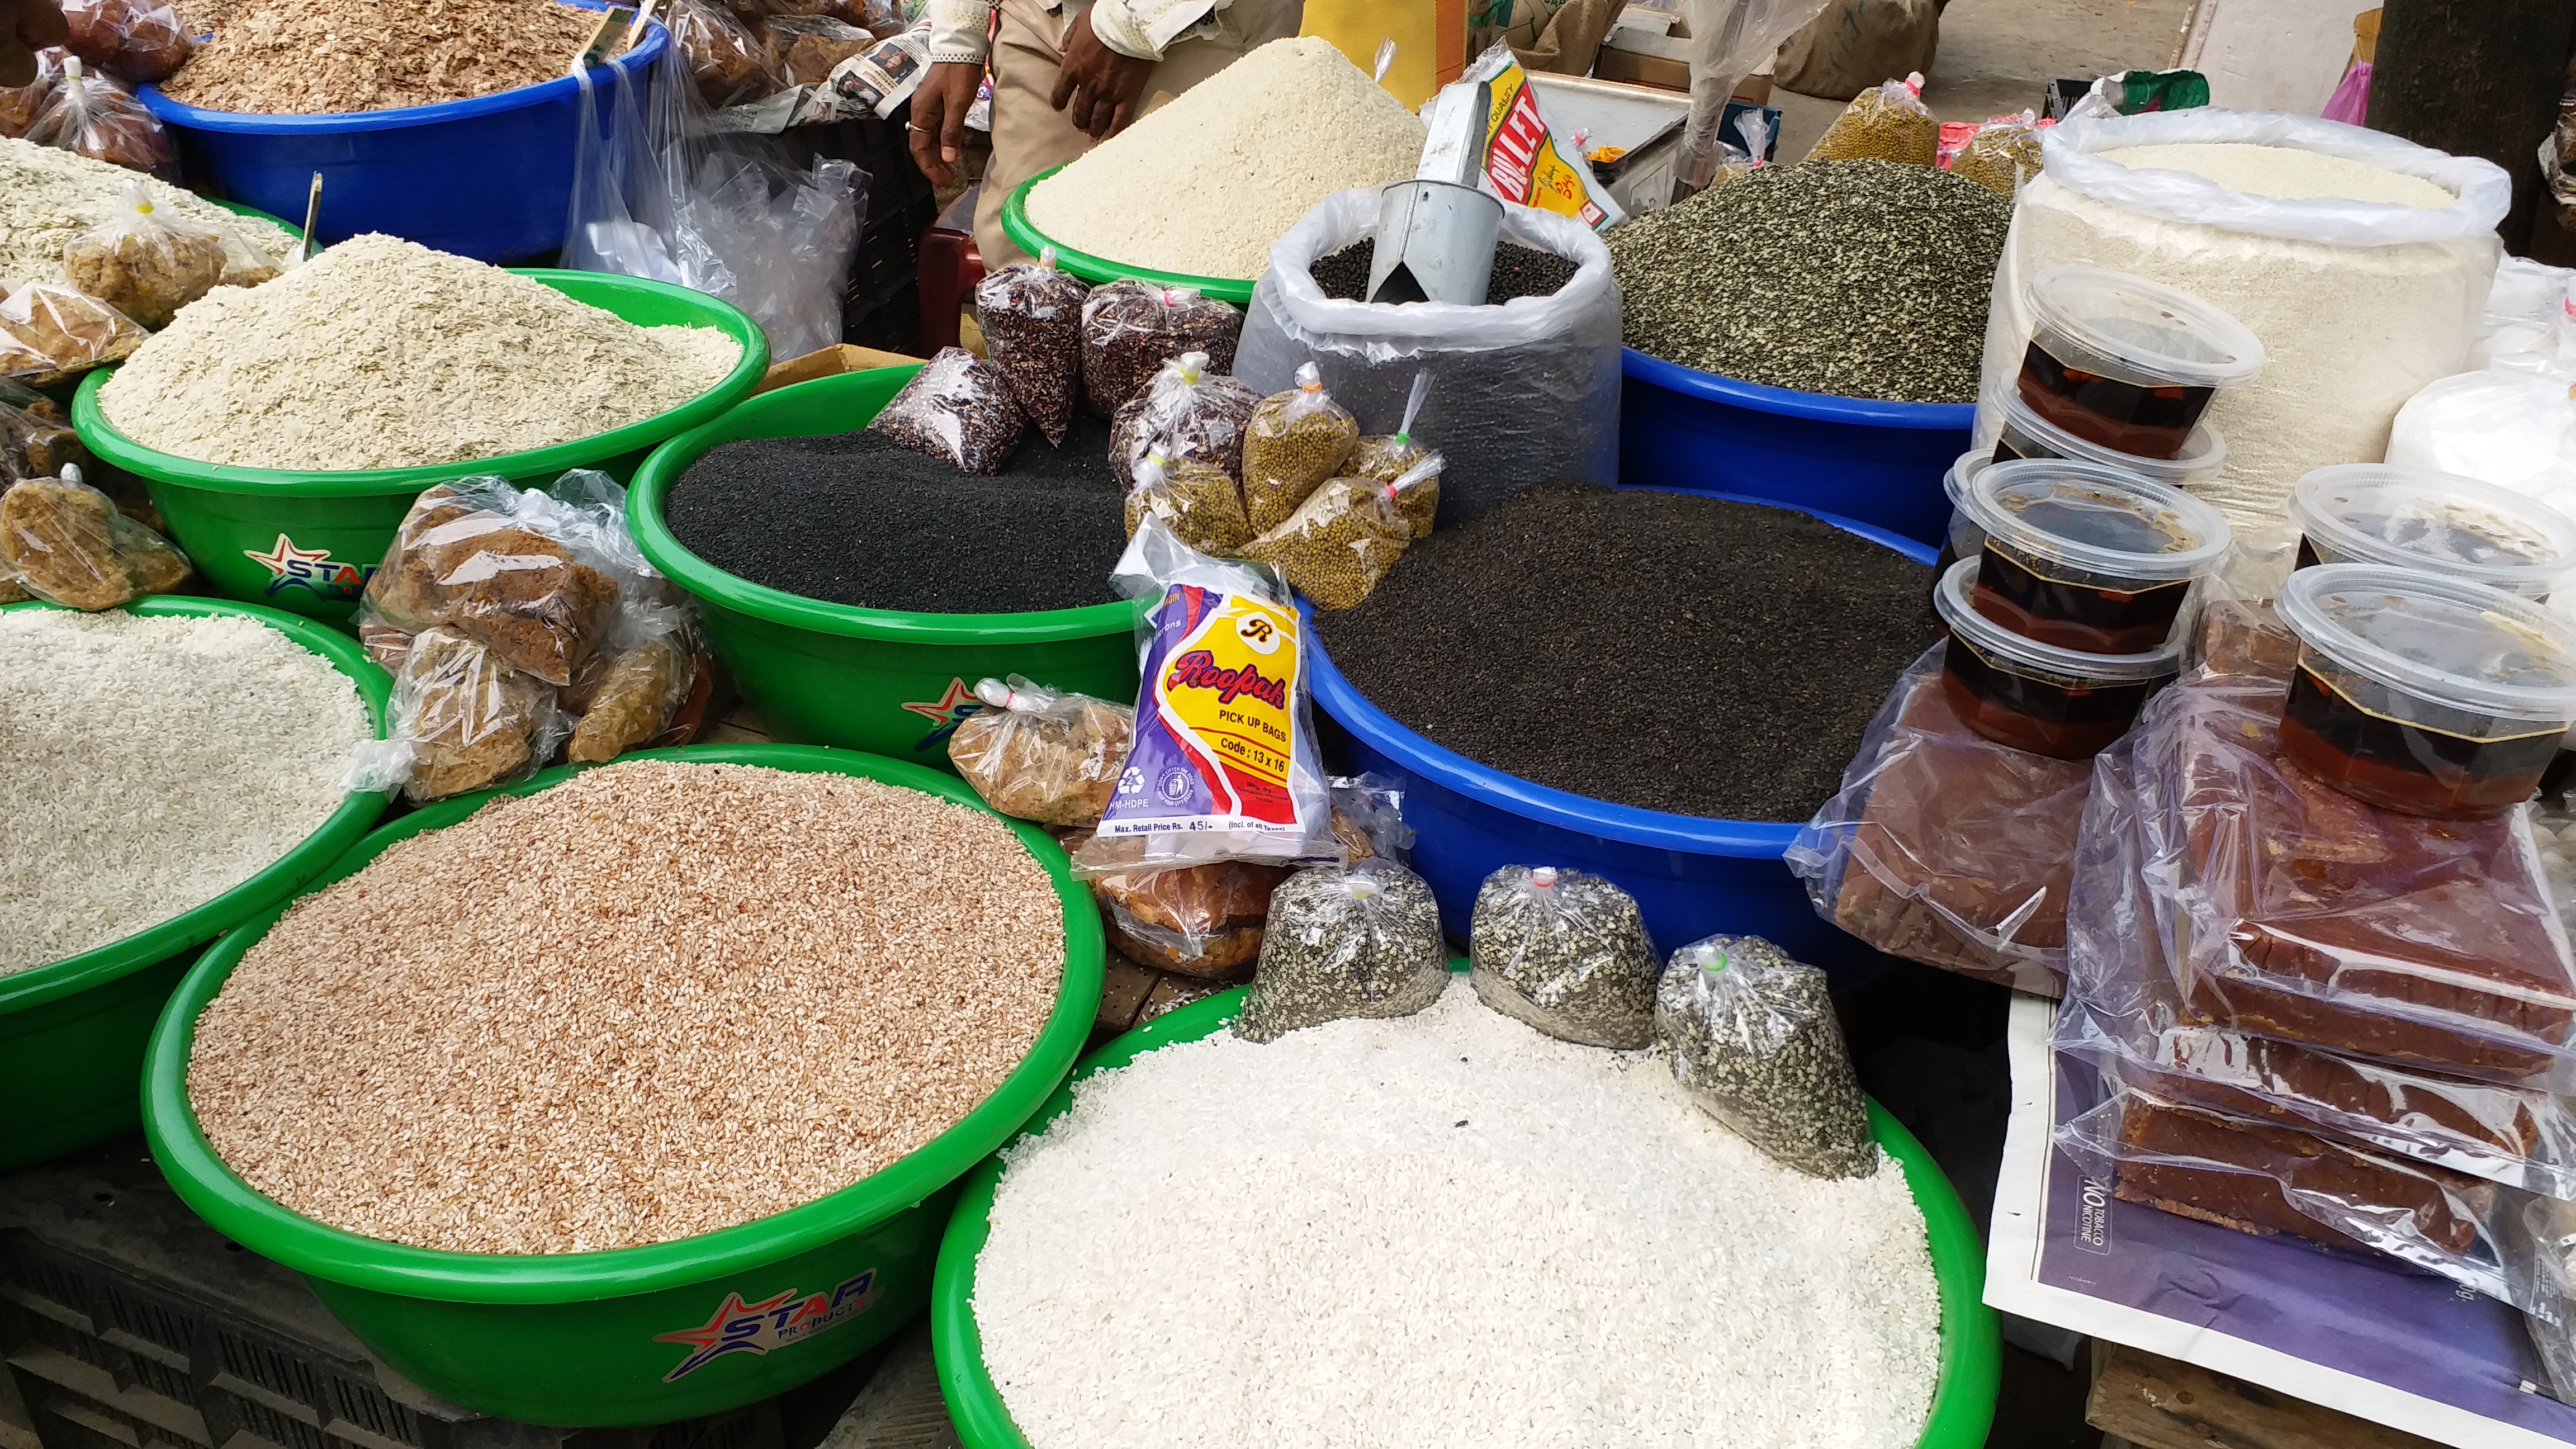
[1309,239,1579,305]
[1655,934,1877,1179]
[1234,860,1448,1043]
[975,260,1089,446]
[868,347,1028,475]
[1081,280,1242,420]
[1467,865,1661,1049]
[1110,364,1261,484]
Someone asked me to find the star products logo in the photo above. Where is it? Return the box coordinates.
[651,1270,879,1381]
[242,534,373,601]
[899,677,987,753]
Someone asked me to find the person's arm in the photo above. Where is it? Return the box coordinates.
[0,0,67,88]
[1052,0,1229,139]
[910,0,994,187]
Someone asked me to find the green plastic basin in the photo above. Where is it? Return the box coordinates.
[0,596,391,1169]
[70,271,769,624]
[627,369,1140,766]
[931,976,2005,1449]
[140,743,1106,1427]
[999,168,1255,305]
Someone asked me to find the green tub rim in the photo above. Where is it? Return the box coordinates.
[931,977,2006,1449]
[0,595,392,1016]
[999,168,1256,306]
[71,270,770,498]
[140,742,1107,1304]
[627,367,1139,645]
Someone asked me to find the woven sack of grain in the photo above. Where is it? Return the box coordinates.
[1773,0,1940,105]
[1972,110,2511,541]
[1236,188,1622,528]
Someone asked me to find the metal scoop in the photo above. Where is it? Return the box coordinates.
[1365,80,1503,307]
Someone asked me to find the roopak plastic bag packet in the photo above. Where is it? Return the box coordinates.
[1072,514,1335,877]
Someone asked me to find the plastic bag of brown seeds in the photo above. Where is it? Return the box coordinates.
[948,673,1134,827]
[0,465,188,610]
[1109,351,1260,482]
[869,346,1028,475]
[1655,933,1878,1179]
[1240,362,1359,533]
[59,0,192,84]
[0,48,64,139]
[974,246,1088,445]
[565,606,698,766]
[1234,859,1449,1042]
[61,181,226,329]
[23,55,174,173]
[1080,280,1241,418]
[1468,865,1661,1049]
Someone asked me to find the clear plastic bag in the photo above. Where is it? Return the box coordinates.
[763,13,876,84]
[1,47,65,139]
[0,467,188,610]
[565,605,699,765]
[1655,933,1878,1179]
[1233,859,1450,1043]
[0,281,146,386]
[1122,444,1252,557]
[1073,515,1336,876]
[1079,280,1243,420]
[389,626,571,804]
[60,0,191,84]
[1240,362,1360,534]
[667,0,786,108]
[1238,462,1433,611]
[1806,73,1936,166]
[868,345,1026,475]
[1950,110,2043,197]
[24,55,172,172]
[60,181,226,329]
[974,245,1088,446]
[1327,771,1413,864]
[1072,830,1286,978]
[1107,351,1260,484]
[946,673,1135,828]
[1345,371,1433,485]
[1467,864,1660,1049]
[1785,643,2091,996]
[0,382,84,483]
[2386,370,2576,522]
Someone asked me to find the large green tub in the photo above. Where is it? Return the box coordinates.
[627,369,1139,765]
[140,743,1106,1426]
[72,272,768,624]
[931,976,2005,1449]
[999,168,1255,305]
[0,596,391,1169]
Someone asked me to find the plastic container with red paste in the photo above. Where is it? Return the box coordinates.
[1961,458,2232,655]
[2287,463,2576,600]
[1934,557,2185,759]
[2274,564,2576,820]
[2018,267,2264,460]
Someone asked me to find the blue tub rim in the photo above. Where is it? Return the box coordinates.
[1304,486,1938,859]
[141,11,666,134]
[1622,346,1980,431]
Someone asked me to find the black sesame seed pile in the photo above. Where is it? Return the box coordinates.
[1316,484,1937,822]
[1309,240,1579,305]
[1606,159,2010,402]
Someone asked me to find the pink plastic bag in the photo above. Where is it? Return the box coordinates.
[2323,62,2372,126]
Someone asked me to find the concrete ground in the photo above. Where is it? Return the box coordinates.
[1772,0,2195,159]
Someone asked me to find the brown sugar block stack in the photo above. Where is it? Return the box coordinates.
[394,626,560,802]
[364,487,622,689]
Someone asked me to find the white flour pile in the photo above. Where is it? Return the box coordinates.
[1026,37,1424,279]
[974,986,1943,1449]
[0,610,370,975]
[100,235,743,471]
[0,136,300,285]
[2099,143,2458,209]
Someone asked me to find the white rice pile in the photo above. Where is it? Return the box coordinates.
[0,610,371,974]
[973,985,1944,1448]
[1025,37,1426,280]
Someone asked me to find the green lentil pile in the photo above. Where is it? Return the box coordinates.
[1607,160,2011,402]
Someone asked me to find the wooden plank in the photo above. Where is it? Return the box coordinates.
[1097,955,1161,1035]
[2085,1342,2449,1449]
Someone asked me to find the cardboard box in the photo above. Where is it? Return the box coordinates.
[1595,10,1773,103]
[756,343,922,394]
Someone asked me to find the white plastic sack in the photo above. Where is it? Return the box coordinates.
[1235,188,1622,527]
[2386,372,2576,523]
[1974,110,2509,537]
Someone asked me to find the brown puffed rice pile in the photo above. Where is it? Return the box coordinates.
[186,760,1066,1256]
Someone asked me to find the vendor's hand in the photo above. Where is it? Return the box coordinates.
[1051,7,1152,140]
[0,0,67,88]
[908,60,984,188]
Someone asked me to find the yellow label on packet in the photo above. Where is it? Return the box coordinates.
[1102,583,1306,834]
[1474,53,1618,229]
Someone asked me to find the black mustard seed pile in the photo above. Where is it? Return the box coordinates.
[665,412,1126,614]
[1309,240,1579,305]
[1319,484,1938,821]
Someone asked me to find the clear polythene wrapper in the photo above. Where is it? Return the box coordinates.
[366,627,572,804]
[1122,446,1253,557]
[1079,281,1243,421]
[1238,459,1437,613]
[1654,933,1879,1180]
[1239,362,1360,535]
[1327,771,1413,865]
[2103,659,2576,1088]
[2064,732,2576,1199]
[1467,865,1661,1049]
[23,55,172,174]
[946,674,1135,829]
[1233,859,1450,1043]
[1066,828,1285,979]
[1073,515,1336,877]
[974,249,1088,446]
[0,469,188,610]
[59,0,191,84]
[61,181,226,330]
[1786,642,2090,997]
[868,345,1027,475]
[564,603,700,766]
[1107,351,1260,485]
[2054,1083,2558,1318]
[0,282,146,387]
[0,383,86,484]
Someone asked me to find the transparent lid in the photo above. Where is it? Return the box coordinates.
[1943,448,1990,509]
[2286,463,2576,596]
[1996,387,2227,482]
[1962,458,2233,583]
[2026,266,2266,390]
[1934,558,2187,682]
[2275,564,2576,722]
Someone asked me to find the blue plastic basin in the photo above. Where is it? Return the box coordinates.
[1620,347,1974,548]
[141,10,664,263]
[1306,489,1936,984]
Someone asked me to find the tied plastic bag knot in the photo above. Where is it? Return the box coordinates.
[869,346,1029,475]
[946,672,1135,828]
[1467,864,1660,1048]
[1655,933,1878,1180]
[25,53,173,173]
[1233,858,1449,1042]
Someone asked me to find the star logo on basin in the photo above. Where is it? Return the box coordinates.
[241,533,372,600]
[899,676,988,753]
